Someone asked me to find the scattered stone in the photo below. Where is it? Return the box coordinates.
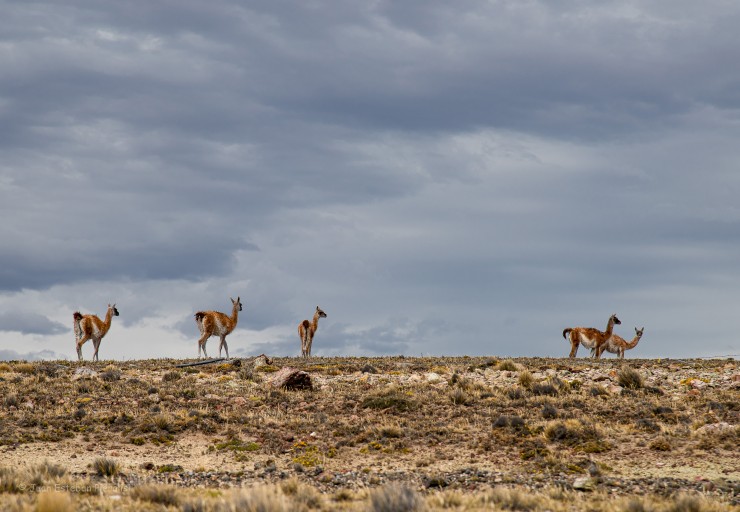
[73,367,98,380]
[231,396,247,407]
[252,354,272,369]
[573,476,597,491]
[360,364,378,374]
[695,422,735,436]
[423,475,450,488]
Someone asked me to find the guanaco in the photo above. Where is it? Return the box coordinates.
[194,297,242,359]
[299,306,326,358]
[595,327,644,359]
[562,313,621,358]
[74,304,119,362]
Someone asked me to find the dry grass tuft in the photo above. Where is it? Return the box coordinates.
[36,490,73,512]
[369,483,426,512]
[92,457,120,477]
[497,359,519,372]
[518,370,534,388]
[130,484,180,506]
[618,367,644,389]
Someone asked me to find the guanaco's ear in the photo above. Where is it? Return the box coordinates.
[231,298,235,304]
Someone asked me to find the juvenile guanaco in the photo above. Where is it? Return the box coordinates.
[595,327,644,359]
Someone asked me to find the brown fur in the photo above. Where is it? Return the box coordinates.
[74,304,119,361]
[194,297,242,359]
[299,306,326,358]
[596,327,644,359]
[562,313,621,358]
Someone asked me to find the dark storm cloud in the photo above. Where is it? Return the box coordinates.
[0,312,66,335]
[2,1,740,358]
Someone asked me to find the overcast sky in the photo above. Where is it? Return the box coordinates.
[2,1,739,361]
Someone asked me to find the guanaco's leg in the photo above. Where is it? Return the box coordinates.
[76,334,91,361]
[92,338,101,362]
[219,335,229,359]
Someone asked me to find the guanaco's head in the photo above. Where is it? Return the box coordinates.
[610,314,621,325]
[316,306,327,318]
[231,297,243,311]
[109,304,120,316]
[635,327,644,339]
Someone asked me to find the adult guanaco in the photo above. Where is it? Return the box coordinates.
[299,306,326,358]
[562,313,621,358]
[74,304,119,361]
[194,297,242,359]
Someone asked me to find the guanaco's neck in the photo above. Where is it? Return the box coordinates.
[311,310,321,331]
[230,302,240,326]
[625,334,642,350]
[102,307,114,334]
[605,317,616,335]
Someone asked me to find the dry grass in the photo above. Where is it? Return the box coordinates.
[0,356,736,511]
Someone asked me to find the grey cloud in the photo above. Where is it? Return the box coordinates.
[0,349,67,361]
[0,312,67,336]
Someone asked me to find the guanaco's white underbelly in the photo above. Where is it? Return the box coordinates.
[578,334,598,349]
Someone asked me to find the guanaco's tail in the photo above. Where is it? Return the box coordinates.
[73,312,83,339]
[562,328,572,340]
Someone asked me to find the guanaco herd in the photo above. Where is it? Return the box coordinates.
[562,313,645,359]
[73,302,643,361]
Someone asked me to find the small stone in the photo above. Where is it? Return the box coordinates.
[573,476,596,491]
[424,372,441,382]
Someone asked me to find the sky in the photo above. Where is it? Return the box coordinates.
[1,1,739,361]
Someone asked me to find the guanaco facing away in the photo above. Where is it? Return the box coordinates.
[562,313,621,359]
[299,306,327,358]
[74,304,119,362]
[194,297,242,359]
[595,327,644,359]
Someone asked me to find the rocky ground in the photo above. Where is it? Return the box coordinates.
[0,356,737,511]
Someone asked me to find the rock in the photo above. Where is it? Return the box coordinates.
[252,354,272,369]
[424,372,441,382]
[231,396,247,407]
[73,367,98,380]
[573,476,597,491]
[360,364,378,374]
[423,475,449,488]
[695,422,734,436]
[269,367,313,391]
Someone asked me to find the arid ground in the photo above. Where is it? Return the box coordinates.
[0,356,737,511]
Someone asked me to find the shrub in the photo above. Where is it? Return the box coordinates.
[542,404,558,419]
[544,420,603,448]
[449,387,471,406]
[369,483,426,512]
[361,390,416,412]
[92,457,120,477]
[649,438,672,451]
[3,393,19,408]
[226,486,288,512]
[100,369,121,382]
[518,370,533,389]
[618,367,644,389]
[162,371,181,382]
[532,383,559,396]
[130,484,180,506]
[36,490,74,512]
[497,360,519,372]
